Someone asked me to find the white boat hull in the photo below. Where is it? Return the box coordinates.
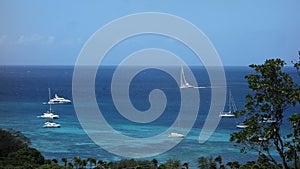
[219,113,235,118]
[43,122,61,128]
[37,111,59,119]
[236,124,248,129]
[168,132,185,138]
[48,92,72,104]
[37,115,59,119]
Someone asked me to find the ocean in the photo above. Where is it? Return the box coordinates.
[0,65,298,168]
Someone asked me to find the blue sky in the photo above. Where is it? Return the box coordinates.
[0,0,299,66]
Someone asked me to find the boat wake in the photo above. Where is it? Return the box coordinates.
[193,86,209,89]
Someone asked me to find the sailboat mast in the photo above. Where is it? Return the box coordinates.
[48,88,52,111]
[231,92,237,112]
[180,66,184,87]
[182,66,187,84]
[229,91,232,113]
[181,65,189,85]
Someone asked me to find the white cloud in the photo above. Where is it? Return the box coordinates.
[17,34,43,44]
[61,37,84,46]
[0,35,8,44]
[1,34,83,46]
[46,36,55,44]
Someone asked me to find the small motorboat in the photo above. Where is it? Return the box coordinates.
[236,123,248,129]
[263,117,277,123]
[168,132,185,138]
[219,112,235,118]
[43,121,61,128]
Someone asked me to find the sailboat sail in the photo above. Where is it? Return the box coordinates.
[180,66,194,89]
[37,88,60,120]
[180,66,208,89]
[219,91,236,118]
[230,92,237,113]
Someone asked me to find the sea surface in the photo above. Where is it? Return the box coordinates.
[0,65,298,168]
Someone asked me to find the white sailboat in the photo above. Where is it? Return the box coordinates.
[37,112,59,119]
[180,66,194,89]
[180,66,207,89]
[37,89,60,119]
[219,91,237,118]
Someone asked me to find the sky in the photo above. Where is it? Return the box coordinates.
[0,0,299,66]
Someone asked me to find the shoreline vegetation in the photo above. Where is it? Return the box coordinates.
[0,128,297,169]
[1,56,300,169]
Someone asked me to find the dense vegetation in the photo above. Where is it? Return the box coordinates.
[0,128,189,169]
[230,58,300,169]
[0,128,45,168]
[0,55,299,169]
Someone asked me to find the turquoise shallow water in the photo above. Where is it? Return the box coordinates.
[0,66,297,168]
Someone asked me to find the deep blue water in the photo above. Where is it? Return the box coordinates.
[0,65,298,168]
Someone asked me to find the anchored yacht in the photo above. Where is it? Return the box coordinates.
[219,91,237,118]
[48,93,71,104]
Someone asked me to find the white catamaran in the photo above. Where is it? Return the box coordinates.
[37,89,60,119]
[219,91,237,118]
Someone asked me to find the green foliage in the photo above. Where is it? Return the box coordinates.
[0,147,45,168]
[226,161,240,169]
[198,156,217,169]
[230,58,300,169]
[87,157,97,169]
[164,158,181,169]
[0,128,44,168]
[8,147,45,166]
[196,155,286,169]
[37,162,66,169]
[292,51,300,75]
[106,158,169,169]
[0,128,30,157]
[62,157,68,167]
[72,156,81,169]
[152,158,159,169]
[285,113,300,168]
[182,162,189,169]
